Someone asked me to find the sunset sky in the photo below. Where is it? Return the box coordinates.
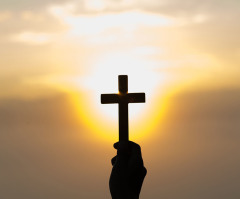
[0,0,240,198]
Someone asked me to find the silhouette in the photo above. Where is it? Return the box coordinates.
[110,141,147,199]
[101,75,145,141]
[101,75,147,198]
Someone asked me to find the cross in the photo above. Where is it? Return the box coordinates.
[101,75,145,141]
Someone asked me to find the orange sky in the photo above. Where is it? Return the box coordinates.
[0,0,240,199]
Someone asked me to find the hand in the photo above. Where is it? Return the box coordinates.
[109,141,147,199]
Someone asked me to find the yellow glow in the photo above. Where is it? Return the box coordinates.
[70,89,171,143]
[65,53,171,143]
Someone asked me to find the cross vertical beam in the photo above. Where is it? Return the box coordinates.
[118,75,128,141]
[119,75,128,93]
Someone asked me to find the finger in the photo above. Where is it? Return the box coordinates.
[128,141,144,170]
[111,156,117,166]
[129,141,143,158]
[142,167,147,177]
[117,141,129,154]
[116,141,130,166]
[113,142,119,149]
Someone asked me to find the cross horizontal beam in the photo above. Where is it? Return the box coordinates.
[101,93,145,104]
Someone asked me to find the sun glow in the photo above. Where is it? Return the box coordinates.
[67,53,170,142]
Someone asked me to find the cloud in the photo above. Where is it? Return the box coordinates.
[0,11,12,22]
[1,0,240,100]
[48,4,176,36]
[0,0,71,11]
[10,31,53,45]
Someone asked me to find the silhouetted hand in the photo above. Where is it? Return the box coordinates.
[109,141,147,199]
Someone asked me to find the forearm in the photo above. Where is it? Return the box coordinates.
[112,195,139,199]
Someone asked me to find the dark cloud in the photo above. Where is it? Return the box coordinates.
[168,88,240,125]
[0,0,71,11]
[142,87,240,199]
[0,88,240,198]
[0,94,111,199]
[141,0,240,15]
[2,0,239,16]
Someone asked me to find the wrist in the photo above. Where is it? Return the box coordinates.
[112,194,139,199]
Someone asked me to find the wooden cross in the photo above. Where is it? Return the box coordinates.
[101,75,145,141]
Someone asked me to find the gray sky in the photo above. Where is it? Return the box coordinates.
[0,88,240,199]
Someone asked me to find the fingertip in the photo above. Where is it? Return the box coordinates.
[111,156,117,166]
[129,141,142,156]
[113,142,118,149]
[117,141,130,151]
[129,141,141,149]
[114,141,140,152]
[143,167,147,176]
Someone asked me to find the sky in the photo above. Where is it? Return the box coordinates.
[0,0,240,198]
